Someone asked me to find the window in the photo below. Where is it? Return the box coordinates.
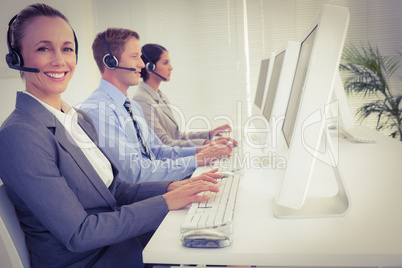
[91,0,402,135]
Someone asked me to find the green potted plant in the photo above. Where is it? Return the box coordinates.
[339,43,402,141]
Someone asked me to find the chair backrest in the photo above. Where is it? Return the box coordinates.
[0,180,30,268]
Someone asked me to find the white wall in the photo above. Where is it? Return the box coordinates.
[1,0,401,133]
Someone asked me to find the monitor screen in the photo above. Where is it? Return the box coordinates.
[254,58,271,109]
[282,27,317,147]
[263,50,285,123]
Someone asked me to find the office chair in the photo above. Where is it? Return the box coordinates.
[0,180,30,268]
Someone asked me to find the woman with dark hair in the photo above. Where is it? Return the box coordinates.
[133,43,235,147]
[0,3,220,267]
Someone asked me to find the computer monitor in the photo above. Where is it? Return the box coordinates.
[261,41,301,150]
[252,52,276,116]
[262,52,284,123]
[248,52,276,146]
[273,4,350,218]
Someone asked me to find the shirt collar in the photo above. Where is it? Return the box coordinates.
[139,81,163,102]
[22,91,73,116]
[98,79,129,107]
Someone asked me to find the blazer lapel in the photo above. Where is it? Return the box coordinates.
[143,86,180,127]
[158,92,180,126]
[15,92,117,208]
[54,120,117,208]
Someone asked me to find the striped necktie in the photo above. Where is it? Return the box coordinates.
[123,99,153,160]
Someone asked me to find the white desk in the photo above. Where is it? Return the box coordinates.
[143,129,402,267]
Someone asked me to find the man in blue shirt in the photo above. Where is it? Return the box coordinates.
[81,28,234,183]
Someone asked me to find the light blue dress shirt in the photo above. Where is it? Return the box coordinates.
[80,79,198,183]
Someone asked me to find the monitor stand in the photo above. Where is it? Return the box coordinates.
[272,127,350,219]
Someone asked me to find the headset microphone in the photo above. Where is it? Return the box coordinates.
[102,33,136,72]
[141,48,166,81]
[114,66,136,72]
[5,54,40,73]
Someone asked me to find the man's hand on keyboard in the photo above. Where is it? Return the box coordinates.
[163,169,222,210]
[203,137,238,148]
[195,144,232,166]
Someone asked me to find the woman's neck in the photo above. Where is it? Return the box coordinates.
[26,88,63,111]
[145,78,161,93]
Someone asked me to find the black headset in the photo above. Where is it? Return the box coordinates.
[5,14,78,73]
[102,32,135,71]
[141,48,166,80]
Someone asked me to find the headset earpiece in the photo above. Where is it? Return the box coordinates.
[102,33,119,69]
[5,48,22,67]
[142,48,155,71]
[103,54,118,69]
[5,14,24,68]
[145,61,155,71]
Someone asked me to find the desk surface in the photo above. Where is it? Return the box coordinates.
[143,129,402,267]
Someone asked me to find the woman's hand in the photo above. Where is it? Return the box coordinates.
[167,169,222,191]
[209,124,232,138]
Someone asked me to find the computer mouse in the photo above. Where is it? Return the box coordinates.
[181,229,232,248]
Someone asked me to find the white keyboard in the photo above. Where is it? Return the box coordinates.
[212,146,243,172]
[181,174,240,233]
[341,126,376,143]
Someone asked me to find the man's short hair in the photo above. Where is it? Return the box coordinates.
[92,28,140,73]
